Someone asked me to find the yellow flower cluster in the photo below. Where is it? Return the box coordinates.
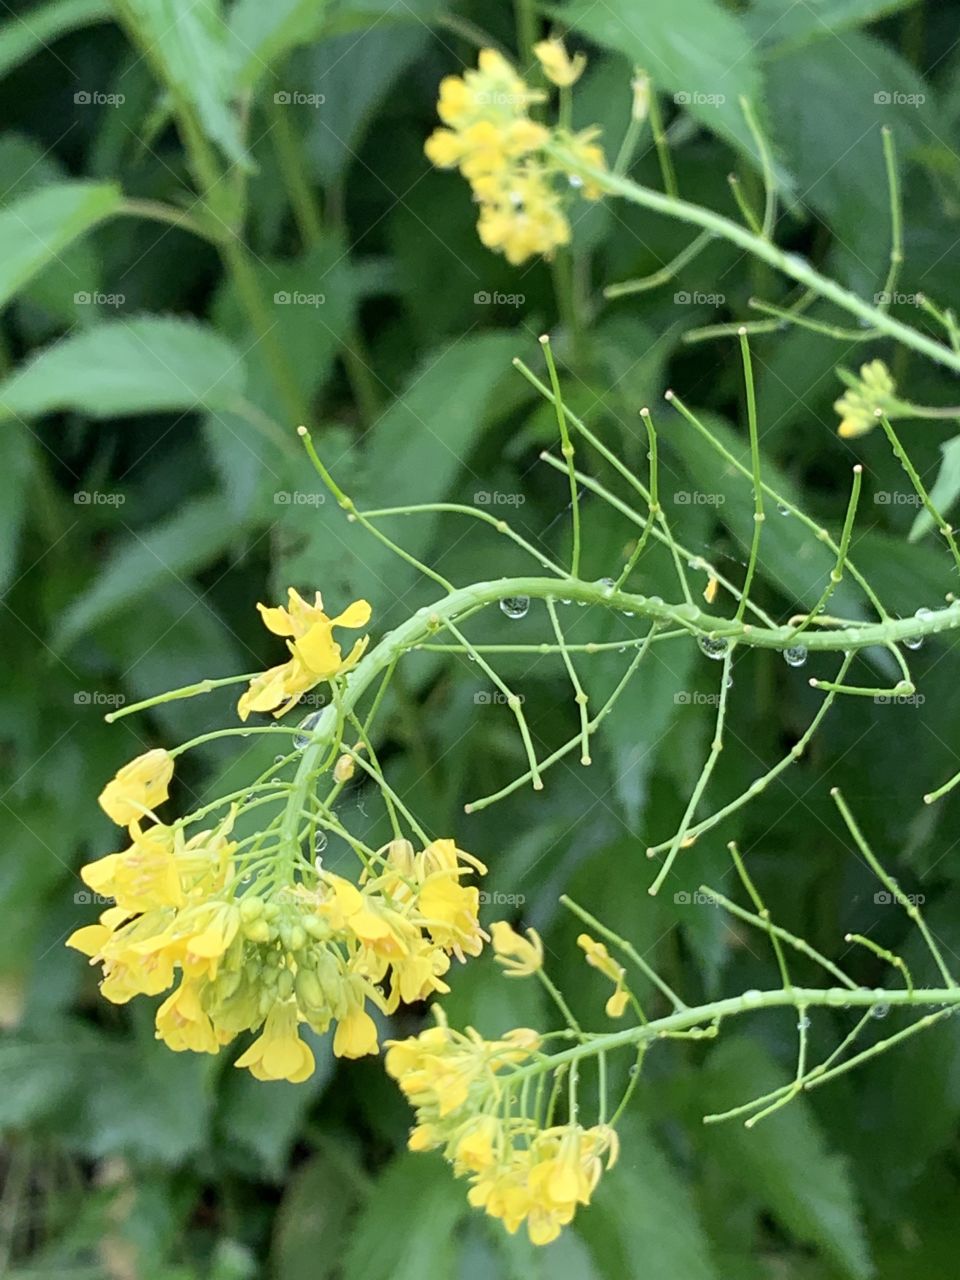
[71,750,487,1082]
[386,1020,618,1244]
[424,46,606,264]
[238,589,371,721]
[834,359,897,438]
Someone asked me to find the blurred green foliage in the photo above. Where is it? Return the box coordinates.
[2,0,960,1275]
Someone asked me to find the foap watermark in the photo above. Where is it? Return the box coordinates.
[479,890,526,906]
[674,90,726,107]
[474,490,526,507]
[674,290,725,306]
[74,89,125,107]
[274,491,326,507]
[875,491,922,507]
[674,690,721,706]
[674,490,725,506]
[74,690,125,708]
[74,890,113,905]
[273,90,326,108]
[874,889,925,906]
[874,90,925,107]
[74,490,125,507]
[474,290,525,307]
[874,692,925,707]
[474,690,525,705]
[673,890,721,906]
[74,290,125,308]
[274,291,325,306]
[874,290,923,306]
[475,90,526,107]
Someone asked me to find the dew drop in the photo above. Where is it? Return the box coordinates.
[500,596,530,619]
[698,635,729,661]
[902,633,923,651]
[870,1003,890,1020]
[294,710,324,750]
[797,1015,811,1031]
[777,502,791,517]
[783,644,808,668]
[314,831,328,855]
[628,1064,640,1078]
[274,754,285,764]
[915,606,934,620]
[599,577,616,595]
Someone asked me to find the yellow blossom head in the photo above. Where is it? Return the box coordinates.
[238,589,372,720]
[98,748,174,826]
[491,921,543,976]
[534,37,586,88]
[424,48,605,264]
[834,359,897,438]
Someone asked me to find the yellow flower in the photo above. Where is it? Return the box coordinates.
[534,37,586,88]
[156,978,219,1054]
[491,921,543,976]
[333,1001,379,1059]
[98,748,173,826]
[237,589,371,720]
[835,359,897,438]
[81,823,182,914]
[577,933,630,1017]
[234,1001,315,1082]
[454,1115,502,1172]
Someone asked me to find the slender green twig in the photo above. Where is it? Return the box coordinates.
[646,651,855,856]
[878,413,960,574]
[546,598,591,765]
[831,786,957,988]
[740,96,777,240]
[540,335,582,578]
[648,645,735,897]
[735,329,764,622]
[786,466,862,642]
[729,842,792,991]
[604,231,715,299]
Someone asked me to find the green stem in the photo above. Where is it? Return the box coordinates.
[550,145,960,376]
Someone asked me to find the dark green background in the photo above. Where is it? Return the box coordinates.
[2,0,960,1275]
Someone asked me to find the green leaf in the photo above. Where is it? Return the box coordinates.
[0,315,247,421]
[576,1117,720,1280]
[766,33,932,284]
[698,1036,872,1279]
[342,1153,466,1280]
[563,0,766,160]
[303,24,429,183]
[910,434,960,541]
[229,0,332,89]
[0,181,121,311]
[0,1038,81,1130]
[0,427,35,592]
[218,1036,334,1178]
[55,494,243,646]
[276,331,521,612]
[271,1146,365,1280]
[112,0,247,166]
[746,0,922,55]
[0,0,110,80]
